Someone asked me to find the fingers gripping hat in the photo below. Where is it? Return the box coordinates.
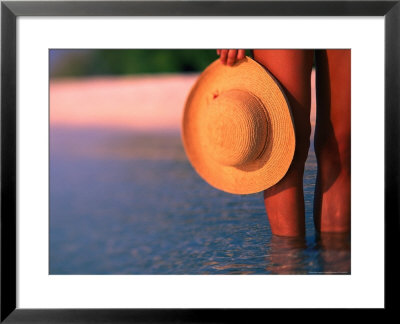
[182,56,295,194]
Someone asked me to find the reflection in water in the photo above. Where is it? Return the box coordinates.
[316,232,351,274]
[266,236,307,274]
[50,128,350,275]
[265,234,351,275]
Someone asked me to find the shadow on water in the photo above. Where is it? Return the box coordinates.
[50,128,350,275]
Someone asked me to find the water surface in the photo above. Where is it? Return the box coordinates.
[50,127,350,274]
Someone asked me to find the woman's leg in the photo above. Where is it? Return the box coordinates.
[314,49,351,233]
[253,50,314,237]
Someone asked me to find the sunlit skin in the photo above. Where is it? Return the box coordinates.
[216,49,351,236]
[313,50,351,233]
[217,49,246,66]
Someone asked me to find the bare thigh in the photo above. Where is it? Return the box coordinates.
[253,49,313,236]
[253,49,314,178]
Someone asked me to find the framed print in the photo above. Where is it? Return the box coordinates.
[1,0,399,322]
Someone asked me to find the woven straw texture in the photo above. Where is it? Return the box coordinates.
[182,56,295,194]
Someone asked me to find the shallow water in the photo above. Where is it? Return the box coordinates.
[50,127,350,274]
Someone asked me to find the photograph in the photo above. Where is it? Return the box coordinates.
[49,49,351,275]
[3,0,397,319]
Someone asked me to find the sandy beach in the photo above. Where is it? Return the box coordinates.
[50,70,316,134]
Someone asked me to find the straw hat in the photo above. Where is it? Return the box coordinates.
[182,56,295,194]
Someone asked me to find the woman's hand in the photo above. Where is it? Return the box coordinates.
[217,49,246,66]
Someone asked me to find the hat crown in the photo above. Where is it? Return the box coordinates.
[204,89,268,167]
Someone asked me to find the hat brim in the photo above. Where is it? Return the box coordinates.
[182,57,295,194]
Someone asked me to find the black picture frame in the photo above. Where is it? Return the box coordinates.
[1,0,399,322]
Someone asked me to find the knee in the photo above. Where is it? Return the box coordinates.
[315,128,350,174]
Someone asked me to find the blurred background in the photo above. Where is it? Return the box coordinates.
[50,49,350,275]
[50,49,220,77]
